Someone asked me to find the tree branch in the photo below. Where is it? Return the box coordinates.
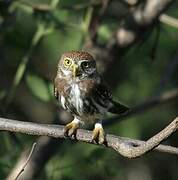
[115,0,174,47]
[160,14,178,29]
[0,117,178,158]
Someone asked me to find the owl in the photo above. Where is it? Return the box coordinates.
[54,51,129,144]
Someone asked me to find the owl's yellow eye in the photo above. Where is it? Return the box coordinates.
[64,59,72,67]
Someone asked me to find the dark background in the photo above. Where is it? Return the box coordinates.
[0,0,178,179]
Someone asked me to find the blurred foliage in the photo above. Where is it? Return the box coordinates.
[0,0,178,180]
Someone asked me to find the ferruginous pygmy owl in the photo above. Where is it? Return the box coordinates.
[54,51,129,144]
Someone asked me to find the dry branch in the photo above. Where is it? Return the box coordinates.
[0,117,178,158]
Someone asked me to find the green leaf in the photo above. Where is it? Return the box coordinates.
[26,73,50,102]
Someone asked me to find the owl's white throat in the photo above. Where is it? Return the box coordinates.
[70,83,83,115]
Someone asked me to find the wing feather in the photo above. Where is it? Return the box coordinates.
[91,83,129,115]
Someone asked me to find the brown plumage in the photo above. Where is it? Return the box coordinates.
[60,51,94,62]
[54,50,129,144]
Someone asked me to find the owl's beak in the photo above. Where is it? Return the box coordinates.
[71,64,79,78]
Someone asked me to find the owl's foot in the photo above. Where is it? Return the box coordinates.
[92,123,106,144]
[64,118,80,137]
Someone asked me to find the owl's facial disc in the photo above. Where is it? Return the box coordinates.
[61,54,96,79]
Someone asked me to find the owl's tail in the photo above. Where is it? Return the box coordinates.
[108,100,130,115]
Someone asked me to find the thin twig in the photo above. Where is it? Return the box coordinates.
[0,117,178,158]
[15,142,37,180]
[160,14,178,29]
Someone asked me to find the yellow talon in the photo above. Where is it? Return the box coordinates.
[92,123,106,144]
[64,119,79,136]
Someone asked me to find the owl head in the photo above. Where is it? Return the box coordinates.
[57,51,97,79]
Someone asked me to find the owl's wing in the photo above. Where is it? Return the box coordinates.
[108,98,130,114]
[92,83,129,115]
